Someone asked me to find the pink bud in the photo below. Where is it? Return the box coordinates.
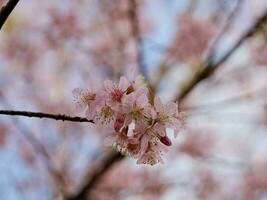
[114,116,125,132]
[160,136,172,146]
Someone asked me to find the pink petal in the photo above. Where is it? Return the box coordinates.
[154,124,166,137]
[139,134,149,156]
[127,66,139,82]
[136,93,148,108]
[135,87,148,96]
[123,90,140,111]
[154,96,164,113]
[119,76,130,91]
[145,107,157,119]
[166,102,178,116]
[72,88,89,111]
[133,75,145,89]
[104,80,113,92]
[85,105,96,120]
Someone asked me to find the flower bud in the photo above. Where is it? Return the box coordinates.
[160,136,172,146]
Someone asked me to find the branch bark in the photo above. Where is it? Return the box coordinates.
[0,110,92,123]
[0,0,20,30]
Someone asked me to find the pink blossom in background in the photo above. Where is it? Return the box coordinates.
[0,0,7,7]
[250,37,267,66]
[167,14,216,65]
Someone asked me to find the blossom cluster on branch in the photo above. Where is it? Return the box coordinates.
[73,73,181,165]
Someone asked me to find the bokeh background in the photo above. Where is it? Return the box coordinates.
[1,0,267,199]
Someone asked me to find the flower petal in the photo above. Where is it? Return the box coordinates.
[72,88,89,111]
[136,93,148,109]
[119,76,130,91]
[139,134,149,157]
[154,96,164,113]
[104,80,114,92]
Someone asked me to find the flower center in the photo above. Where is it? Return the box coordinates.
[157,113,169,124]
[96,105,114,124]
[80,93,96,104]
[111,89,123,102]
[143,155,157,166]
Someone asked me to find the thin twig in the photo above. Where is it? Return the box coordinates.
[0,98,68,198]
[205,0,244,60]
[184,86,267,112]
[152,0,242,91]
[0,0,20,30]
[0,110,93,123]
[176,11,267,101]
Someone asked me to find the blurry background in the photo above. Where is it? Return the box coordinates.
[0,0,267,199]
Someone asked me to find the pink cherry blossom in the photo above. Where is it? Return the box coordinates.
[152,96,181,138]
[104,76,130,106]
[137,142,168,166]
[126,67,147,90]
[94,104,116,127]
[72,88,96,111]
[73,75,181,165]
[122,88,150,125]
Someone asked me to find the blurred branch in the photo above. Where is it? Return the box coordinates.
[0,98,67,198]
[128,0,147,78]
[152,0,242,90]
[176,11,267,101]
[0,110,92,123]
[67,151,123,200]
[0,0,20,30]
[184,85,267,112]
[205,0,244,60]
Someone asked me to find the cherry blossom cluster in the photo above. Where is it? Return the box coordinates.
[73,74,181,165]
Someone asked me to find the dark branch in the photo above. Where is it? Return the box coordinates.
[67,152,123,200]
[184,85,267,112]
[176,11,267,101]
[0,110,93,123]
[205,0,244,60]
[0,0,20,30]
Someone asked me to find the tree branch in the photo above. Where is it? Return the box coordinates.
[176,11,267,101]
[0,0,20,30]
[184,85,267,112]
[205,0,244,60]
[0,97,68,197]
[0,110,93,123]
[67,152,123,200]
